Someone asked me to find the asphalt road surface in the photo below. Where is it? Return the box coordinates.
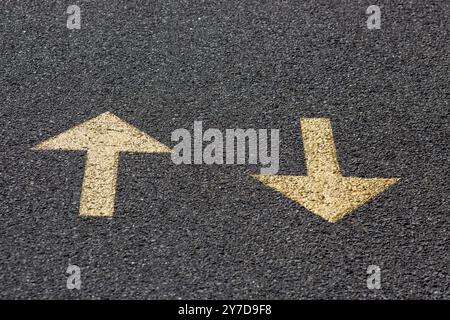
[1,0,448,299]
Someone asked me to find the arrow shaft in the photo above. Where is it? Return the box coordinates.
[79,148,119,216]
[300,118,341,177]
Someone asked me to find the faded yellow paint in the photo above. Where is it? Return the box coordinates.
[253,118,399,222]
[32,112,171,217]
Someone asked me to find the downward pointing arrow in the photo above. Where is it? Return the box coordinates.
[32,112,171,217]
[253,118,399,222]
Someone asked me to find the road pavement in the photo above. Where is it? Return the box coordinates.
[0,0,448,299]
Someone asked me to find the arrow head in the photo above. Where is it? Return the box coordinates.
[32,112,171,153]
[253,175,399,222]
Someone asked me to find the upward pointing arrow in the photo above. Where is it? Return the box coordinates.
[253,118,399,222]
[32,112,171,217]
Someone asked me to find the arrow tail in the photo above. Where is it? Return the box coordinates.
[300,118,341,177]
[79,149,119,217]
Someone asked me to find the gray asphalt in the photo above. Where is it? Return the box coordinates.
[0,0,448,299]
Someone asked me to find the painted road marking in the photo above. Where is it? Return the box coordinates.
[253,118,399,223]
[32,112,171,217]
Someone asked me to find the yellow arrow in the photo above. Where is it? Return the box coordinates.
[253,118,399,222]
[32,112,171,217]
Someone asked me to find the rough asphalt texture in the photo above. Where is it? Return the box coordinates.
[0,0,448,299]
